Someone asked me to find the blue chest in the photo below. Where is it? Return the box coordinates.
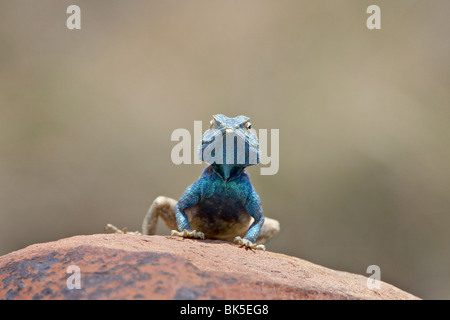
[200,177,248,214]
[184,168,253,238]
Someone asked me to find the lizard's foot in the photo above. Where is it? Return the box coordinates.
[171,229,205,240]
[234,236,265,251]
[105,223,141,235]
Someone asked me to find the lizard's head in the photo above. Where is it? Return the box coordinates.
[199,114,260,176]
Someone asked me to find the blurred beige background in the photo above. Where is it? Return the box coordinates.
[0,1,449,299]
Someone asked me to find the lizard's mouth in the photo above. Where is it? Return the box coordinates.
[199,127,259,166]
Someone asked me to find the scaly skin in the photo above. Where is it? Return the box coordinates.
[107,114,279,251]
[173,114,266,249]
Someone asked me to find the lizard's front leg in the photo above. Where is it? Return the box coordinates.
[234,219,266,251]
[234,191,266,251]
[171,182,205,240]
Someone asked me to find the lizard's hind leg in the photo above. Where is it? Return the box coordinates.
[142,196,178,235]
[255,217,280,245]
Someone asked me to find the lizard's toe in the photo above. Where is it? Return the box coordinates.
[234,236,265,251]
[105,224,141,235]
[171,229,205,240]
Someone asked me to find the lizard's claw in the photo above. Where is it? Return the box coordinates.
[105,223,141,235]
[171,229,205,240]
[234,236,265,251]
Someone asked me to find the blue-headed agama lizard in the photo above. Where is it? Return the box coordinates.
[106,114,279,251]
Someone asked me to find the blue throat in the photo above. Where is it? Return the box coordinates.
[212,163,244,181]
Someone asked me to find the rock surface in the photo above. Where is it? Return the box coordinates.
[0,234,419,300]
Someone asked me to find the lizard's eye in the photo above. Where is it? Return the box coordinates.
[245,122,252,130]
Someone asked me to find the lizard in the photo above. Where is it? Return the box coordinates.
[106,114,280,251]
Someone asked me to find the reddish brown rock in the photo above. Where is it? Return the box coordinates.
[0,234,419,300]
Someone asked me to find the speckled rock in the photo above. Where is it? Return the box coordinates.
[0,234,419,300]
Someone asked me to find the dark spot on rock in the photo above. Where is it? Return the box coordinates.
[33,252,59,273]
[220,277,238,284]
[154,286,166,294]
[40,287,53,297]
[6,288,19,300]
[174,287,199,300]
[205,281,217,289]
[32,293,43,300]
